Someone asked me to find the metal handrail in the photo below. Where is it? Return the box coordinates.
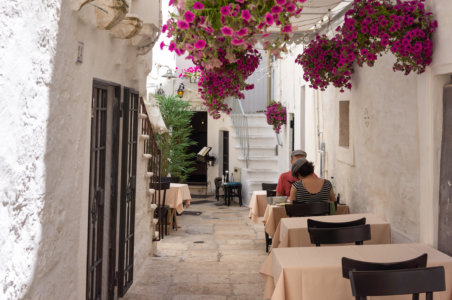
[229,99,250,168]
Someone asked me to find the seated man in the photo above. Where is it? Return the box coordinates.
[276,150,307,197]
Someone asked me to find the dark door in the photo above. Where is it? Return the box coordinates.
[222,131,229,179]
[439,84,452,256]
[86,84,108,300]
[117,88,139,296]
[187,111,208,184]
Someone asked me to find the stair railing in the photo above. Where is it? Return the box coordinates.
[229,98,250,168]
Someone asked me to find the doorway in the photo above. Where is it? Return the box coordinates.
[187,111,208,184]
[438,83,452,256]
[86,81,121,300]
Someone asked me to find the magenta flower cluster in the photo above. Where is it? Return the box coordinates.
[265,101,287,134]
[198,48,261,119]
[162,0,307,118]
[296,0,437,91]
[295,34,354,92]
[179,66,202,79]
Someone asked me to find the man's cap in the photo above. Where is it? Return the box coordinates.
[291,158,308,178]
[291,150,307,158]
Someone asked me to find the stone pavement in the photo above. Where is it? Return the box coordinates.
[123,197,267,300]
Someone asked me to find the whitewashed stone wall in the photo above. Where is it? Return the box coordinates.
[0,0,156,298]
[275,0,452,245]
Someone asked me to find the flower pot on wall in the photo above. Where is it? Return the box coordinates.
[110,16,143,39]
[94,0,129,30]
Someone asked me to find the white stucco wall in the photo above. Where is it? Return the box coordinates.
[274,0,452,245]
[1,0,156,298]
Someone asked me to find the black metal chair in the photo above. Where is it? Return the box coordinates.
[150,178,171,240]
[307,217,366,229]
[168,177,180,183]
[348,266,445,300]
[308,224,371,246]
[284,201,330,217]
[214,177,224,201]
[262,183,277,197]
[341,253,428,279]
[224,182,242,206]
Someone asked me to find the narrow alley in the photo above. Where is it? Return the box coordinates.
[123,197,267,300]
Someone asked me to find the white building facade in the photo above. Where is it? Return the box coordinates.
[1,0,161,298]
[274,0,452,250]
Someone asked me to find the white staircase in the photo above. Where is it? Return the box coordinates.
[232,114,279,206]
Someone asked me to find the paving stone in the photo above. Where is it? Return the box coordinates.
[125,198,266,300]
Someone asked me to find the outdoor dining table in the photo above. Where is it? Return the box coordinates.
[271,213,391,249]
[249,190,268,223]
[263,203,350,238]
[260,243,452,300]
[162,183,191,214]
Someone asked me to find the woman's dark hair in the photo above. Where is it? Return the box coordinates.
[295,161,314,177]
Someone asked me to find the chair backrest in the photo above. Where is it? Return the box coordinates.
[308,224,371,246]
[266,190,276,197]
[262,183,277,191]
[341,253,428,279]
[168,177,180,183]
[308,217,366,229]
[284,201,330,217]
[214,177,222,188]
[349,266,445,300]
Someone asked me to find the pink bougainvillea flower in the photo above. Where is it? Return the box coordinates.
[241,9,251,21]
[257,22,265,30]
[220,6,230,16]
[193,1,204,9]
[275,0,286,5]
[271,5,282,14]
[262,33,271,37]
[232,38,245,45]
[177,20,189,29]
[235,28,248,37]
[194,39,206,49]
[162,24,168,33]
[184,11,195,23]
[168,42,176,52]
[236,0,244,3]
[160,41,165,50]
[281,25,292,33]
[221,26,233,36]
[169,0,176,6]
[264,13,274,25]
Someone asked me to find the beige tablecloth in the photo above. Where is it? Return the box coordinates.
[271,213,391,249]
[263,204,350,238]
[249,190,268,223]
[260,243,452,300]
[161,183,191,214]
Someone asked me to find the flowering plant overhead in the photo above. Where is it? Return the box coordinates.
[296,0,437,91]
[266,101,287,134]
[179,66,203,79]
[161,0,307,118]
[340,0,437,75]
[295,34,354,91]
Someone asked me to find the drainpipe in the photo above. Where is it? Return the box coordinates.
[267,51,271,105]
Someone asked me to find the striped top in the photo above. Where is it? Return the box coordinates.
[292,179,332,202]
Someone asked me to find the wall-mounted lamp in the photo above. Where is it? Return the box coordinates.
[177,83,185,98]
[161,69,177,79]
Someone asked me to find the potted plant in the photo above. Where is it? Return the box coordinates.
[266,101,287,134]
[154,95,197,182]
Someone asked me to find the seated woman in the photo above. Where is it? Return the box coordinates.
[288,158,335,204]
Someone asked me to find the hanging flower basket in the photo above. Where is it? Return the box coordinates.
[266,101,287,134]
[339,0,437,75]
[296,0,437,91]
[295,34,354,92]
[161,0,307,118]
